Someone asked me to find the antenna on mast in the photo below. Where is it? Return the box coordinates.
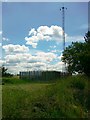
[60,5,67,72]
[60,5,67,50]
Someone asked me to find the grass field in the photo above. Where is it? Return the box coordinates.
[2,75,89,119]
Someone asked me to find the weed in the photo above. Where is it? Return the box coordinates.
[2,75,89,118]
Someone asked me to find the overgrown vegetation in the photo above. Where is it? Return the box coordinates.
[62,31,90,76]
[2,75,89,119]
[2,31,90,119]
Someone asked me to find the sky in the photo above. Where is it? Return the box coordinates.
[0,0,89,2]
[0,2,88,74]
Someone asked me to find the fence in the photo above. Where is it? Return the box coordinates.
[19,71,68,81]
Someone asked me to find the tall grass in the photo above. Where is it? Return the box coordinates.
[2,75,89,118]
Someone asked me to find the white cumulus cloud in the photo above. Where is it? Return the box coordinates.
[36,51,57,62]
[4,51,57,64]
[3,44,29,53]
[3,50,58,74]
[25,25,64,48]
[25,25,85,48]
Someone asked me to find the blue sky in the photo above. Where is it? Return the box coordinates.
[0,2,88,74]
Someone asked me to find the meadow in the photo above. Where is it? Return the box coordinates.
[2,75,89,119]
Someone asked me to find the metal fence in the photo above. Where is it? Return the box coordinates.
[19,71,69,81]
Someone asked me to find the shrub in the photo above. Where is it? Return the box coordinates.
[70,77,86,90]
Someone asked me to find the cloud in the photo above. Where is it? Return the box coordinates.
[5,61,47,74]
[4,60,64,74]
[2,37,9,41]
[0,31,9,42]
[25,25,64,48]
[36,51,57,62]
[0,59,6,66]
[29,28,37,36]
[4,51,57,64]
[5,53,32,63]
[17,62,47,71]
[58,53,63,60]
[3,44,29,53]
[25,25,84,48]
[37,26,53,35]
[3,50,58,74]
[45,61,65,72]
[0,31,2,35]
[50,45,56,49]
[25,37,38,48]
[0,43,2,47]
[50,49,57,53]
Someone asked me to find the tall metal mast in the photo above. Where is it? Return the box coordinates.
[60,6,67,72]
[60,6,67,50]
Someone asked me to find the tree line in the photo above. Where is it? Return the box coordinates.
[62,31,90,76]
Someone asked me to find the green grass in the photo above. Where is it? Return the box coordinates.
[2,75,89,119]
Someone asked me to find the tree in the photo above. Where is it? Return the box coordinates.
[0,66,8,77]
[2,66,8,76]
[62,31,90,76]
[79,31,90,76]
[84,31,90,43]
[0,66,13,77]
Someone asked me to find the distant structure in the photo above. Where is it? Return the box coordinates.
[60,6,67,50]
[19,71,64,81]
[60,5,67,72]
[20,71,42,80]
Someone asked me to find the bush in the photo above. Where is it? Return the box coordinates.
[70,77,86,90]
